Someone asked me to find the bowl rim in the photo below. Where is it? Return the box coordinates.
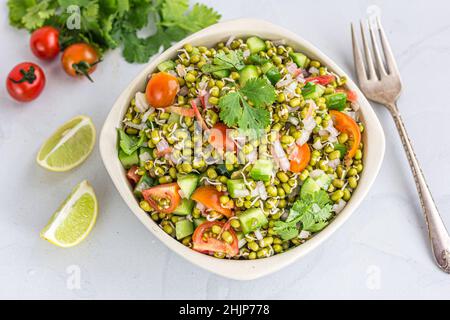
[99,18,385,280]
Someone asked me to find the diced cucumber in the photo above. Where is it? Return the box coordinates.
[302,82,325,99]
[265,67,281,85]
[193,218,206,228]
[261,62,274,74]
[315,173,332,190]
[168,112,180,124]
[300,177,321,199]
[289,52,310,68]
[177,174,199,199]
[246,36,266,54]
[250,159,273,182]
[133,174,156,198]
[238,208,269,234]
[212,69,230,79]
[325,93,347,111]
[173,199,195,216]
[175,219,194,240]
[301,171,333,199]
[157,60,176,72]
[334,143,347,159]
[227,179,250,198]
[239,65,259,86]
[119,149,139,169]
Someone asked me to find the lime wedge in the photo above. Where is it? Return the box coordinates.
[36,115,96,172]
[40,180,98,248]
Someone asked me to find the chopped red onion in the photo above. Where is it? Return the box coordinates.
[271,140,290,171]
[299,230,311,239]
[254,229,263,241]
[313,139,323,150]
[176,64,186,77]
[256,181,268,200]
[309,169,324,179]
[134,91,149,112]
[226,35,235,47]
[156,138,170,153]
[332,199,347,214]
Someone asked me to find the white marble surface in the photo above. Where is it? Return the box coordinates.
[1,0,450,299]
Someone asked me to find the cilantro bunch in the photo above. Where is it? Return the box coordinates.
[273,190,333,240]
[7,0,221,63]
[218,78,276,137]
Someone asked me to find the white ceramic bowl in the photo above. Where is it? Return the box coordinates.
[100,18,385,280]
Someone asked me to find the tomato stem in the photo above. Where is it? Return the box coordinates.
[72,59,101,82]
[9,66,37,84]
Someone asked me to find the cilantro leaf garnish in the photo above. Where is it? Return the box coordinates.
[7,0,221,64]
[240,78,277,108]
[201,50,245,73]
[218,78,275,137]
[273,190,333,240]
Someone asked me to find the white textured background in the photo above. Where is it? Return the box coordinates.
[1,0,450,299]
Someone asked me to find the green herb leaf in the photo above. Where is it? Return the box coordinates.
[218,77,275,136]
[7,0,36,28]
[22,0,56,30]
[7,0,220,64]
[239,78,276,108]
[218,92,242,127]
[118,128,144,155]
[202,50,245,73]
[273,190,334,240]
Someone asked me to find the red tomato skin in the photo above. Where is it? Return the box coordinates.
[6,62,46,102]
[61,43,99,78]
[330,110,361,159]
[305,75,335,85]
[145,72,179,108]
[126,166,141,184]
[142,183,181,214]
[208,123,236,152]
[30,26,60,60]
[289,143,311,173]
[191,186,233,218]
[192,221,239,257]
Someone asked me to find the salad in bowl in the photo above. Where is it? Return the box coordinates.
[117,35,364,260]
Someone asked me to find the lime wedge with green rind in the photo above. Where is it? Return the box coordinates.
[40,180,98,248]
[36,115,96,172]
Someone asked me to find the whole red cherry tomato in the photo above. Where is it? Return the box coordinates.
[145,72,179,108]
[61,43,100,82]
[6,62,46,102]
[30,26,60,60]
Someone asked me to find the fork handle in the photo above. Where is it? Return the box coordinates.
[389,103,450,272]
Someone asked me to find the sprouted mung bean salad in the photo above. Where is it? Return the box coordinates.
[118,36,364,260]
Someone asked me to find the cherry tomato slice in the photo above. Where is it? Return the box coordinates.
[289,143,311,173]
[330,110,361,159]
[6,62,46,102]
[191,186,233,218]
[126,165,140,184]
[145,72,179,108]
[304,75,335,85]
[208,123,236,152]
[30,26,60,60]
[142,183,181,214]
[192,221,239,257]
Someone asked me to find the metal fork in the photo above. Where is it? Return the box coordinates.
[351,18,450,273]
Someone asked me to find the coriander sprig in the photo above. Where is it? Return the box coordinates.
[218,78,276,137]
